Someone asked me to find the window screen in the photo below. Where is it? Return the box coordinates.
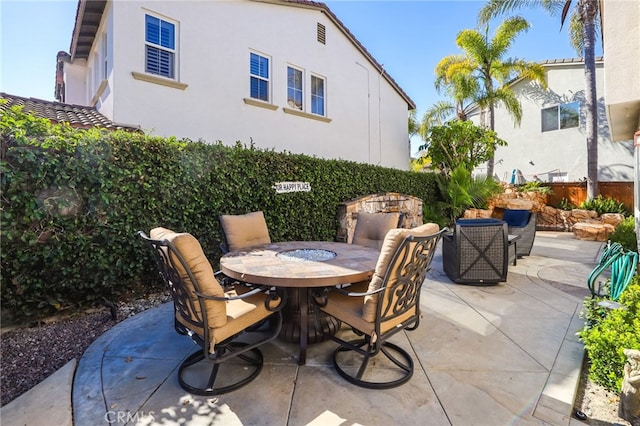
[311,76,325,116]
[560,102,579,129]
[287,67,303,110]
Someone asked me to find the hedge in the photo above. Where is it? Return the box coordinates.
[1,105,439,321]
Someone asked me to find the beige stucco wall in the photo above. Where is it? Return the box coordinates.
[471,61,634,183]
[603,0,640,142]
[65,0,411,170]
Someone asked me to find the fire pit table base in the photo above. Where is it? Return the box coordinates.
[278,288,341,343]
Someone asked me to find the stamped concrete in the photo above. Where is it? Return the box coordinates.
[4,231,604,426]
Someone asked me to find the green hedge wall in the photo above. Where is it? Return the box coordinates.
[1,106,439,320]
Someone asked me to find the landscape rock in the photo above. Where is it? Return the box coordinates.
[572,209,599,221]
[601,213,625,227]
[492,197,534,211]
[463,208,493,218]
[573,222,615,241]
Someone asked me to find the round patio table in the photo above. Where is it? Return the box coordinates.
[220,241,379,365]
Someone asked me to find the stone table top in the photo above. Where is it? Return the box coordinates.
[220,241,379,288]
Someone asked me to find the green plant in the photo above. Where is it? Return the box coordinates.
[579,277,640,392]
[580,296,612,328]
[436,166,502,226]
[579,195,629,216]
[1,106,442,321]
[609,216,638,253]
[557,197,577,211]
[418,120,507,177]
[518,181,552,195]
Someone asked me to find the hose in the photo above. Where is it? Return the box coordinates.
[587,241,639,301]
[609,250,639,301]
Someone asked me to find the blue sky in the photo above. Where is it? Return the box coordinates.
[1,0,600,154]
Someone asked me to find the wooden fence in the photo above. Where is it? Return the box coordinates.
[545,181,635,212]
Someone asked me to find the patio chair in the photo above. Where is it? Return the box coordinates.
[313,223,444,389]
[351,211,401,249]
[442,219,509,285]
[502,209,537,257]
[138,227,283,395]
[219,210,271,253]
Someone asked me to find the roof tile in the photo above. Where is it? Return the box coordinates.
[0,92,141,131]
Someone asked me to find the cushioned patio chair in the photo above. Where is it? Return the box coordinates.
[502,209,537,257]
[139,227,283,395]
[351,211,401,249]
[442,219,509,285]
[219,211,271,253]
[314,223,444,389]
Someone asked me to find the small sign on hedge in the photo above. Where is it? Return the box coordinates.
[274,181,311,193]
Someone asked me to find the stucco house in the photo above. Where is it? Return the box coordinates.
[469,57,634,183]
[54,0,415,170]
[601,0,640,246]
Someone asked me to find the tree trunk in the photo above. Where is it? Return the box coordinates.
[582,0,599,199]
[486,103,496,180]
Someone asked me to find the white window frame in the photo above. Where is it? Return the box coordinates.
[310,74,326,116]
[287,66,304,110]
[102,34,108,80]
[144,13,177,79]
[250,52,270,102]
[541,101,579,132]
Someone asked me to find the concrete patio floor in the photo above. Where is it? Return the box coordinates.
[2,231,604,425]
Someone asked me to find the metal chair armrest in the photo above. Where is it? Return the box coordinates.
[329,285,385,297]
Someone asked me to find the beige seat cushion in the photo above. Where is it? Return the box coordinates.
[362,222,440,322]
[175,286,274,353]
[219,211,271,251]
[150,227,227,328]
[352,212,400,249]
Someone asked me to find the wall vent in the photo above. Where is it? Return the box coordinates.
[317,23,326,44]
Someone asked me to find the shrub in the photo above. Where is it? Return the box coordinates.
[579,276,640,392]
[557,197,577,211]
[418,120,507,177]
[579,195,629,216]
[1,106,441,321]
[434,166,503,226]
[518,181,552,195]
[609,216,638,253]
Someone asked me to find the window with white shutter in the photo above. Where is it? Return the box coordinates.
[145,14,176,79]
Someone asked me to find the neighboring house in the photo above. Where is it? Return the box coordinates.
[602,0,640,245]
[55,0,415,170]
[469,57,634,183]
[0,92,140,131]
[602,2,640,145]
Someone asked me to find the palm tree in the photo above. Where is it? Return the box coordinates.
[435,16,547,179]
[478,0,601,199]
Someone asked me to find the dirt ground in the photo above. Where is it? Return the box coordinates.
[574,359,632,425]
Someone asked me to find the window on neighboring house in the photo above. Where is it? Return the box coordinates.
[541,101,579,132]
[145,14,175,79]
[250,53,270,101]
[102,35,108,80]
[311,75,325,116]
[287,67,303,110]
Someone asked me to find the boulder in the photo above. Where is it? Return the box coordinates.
[492,197,534,211]
[571,209,599,221]
[573,222,615,241]
[538,205,568,231]
[463,208,493,219]
[601,213,625,227]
